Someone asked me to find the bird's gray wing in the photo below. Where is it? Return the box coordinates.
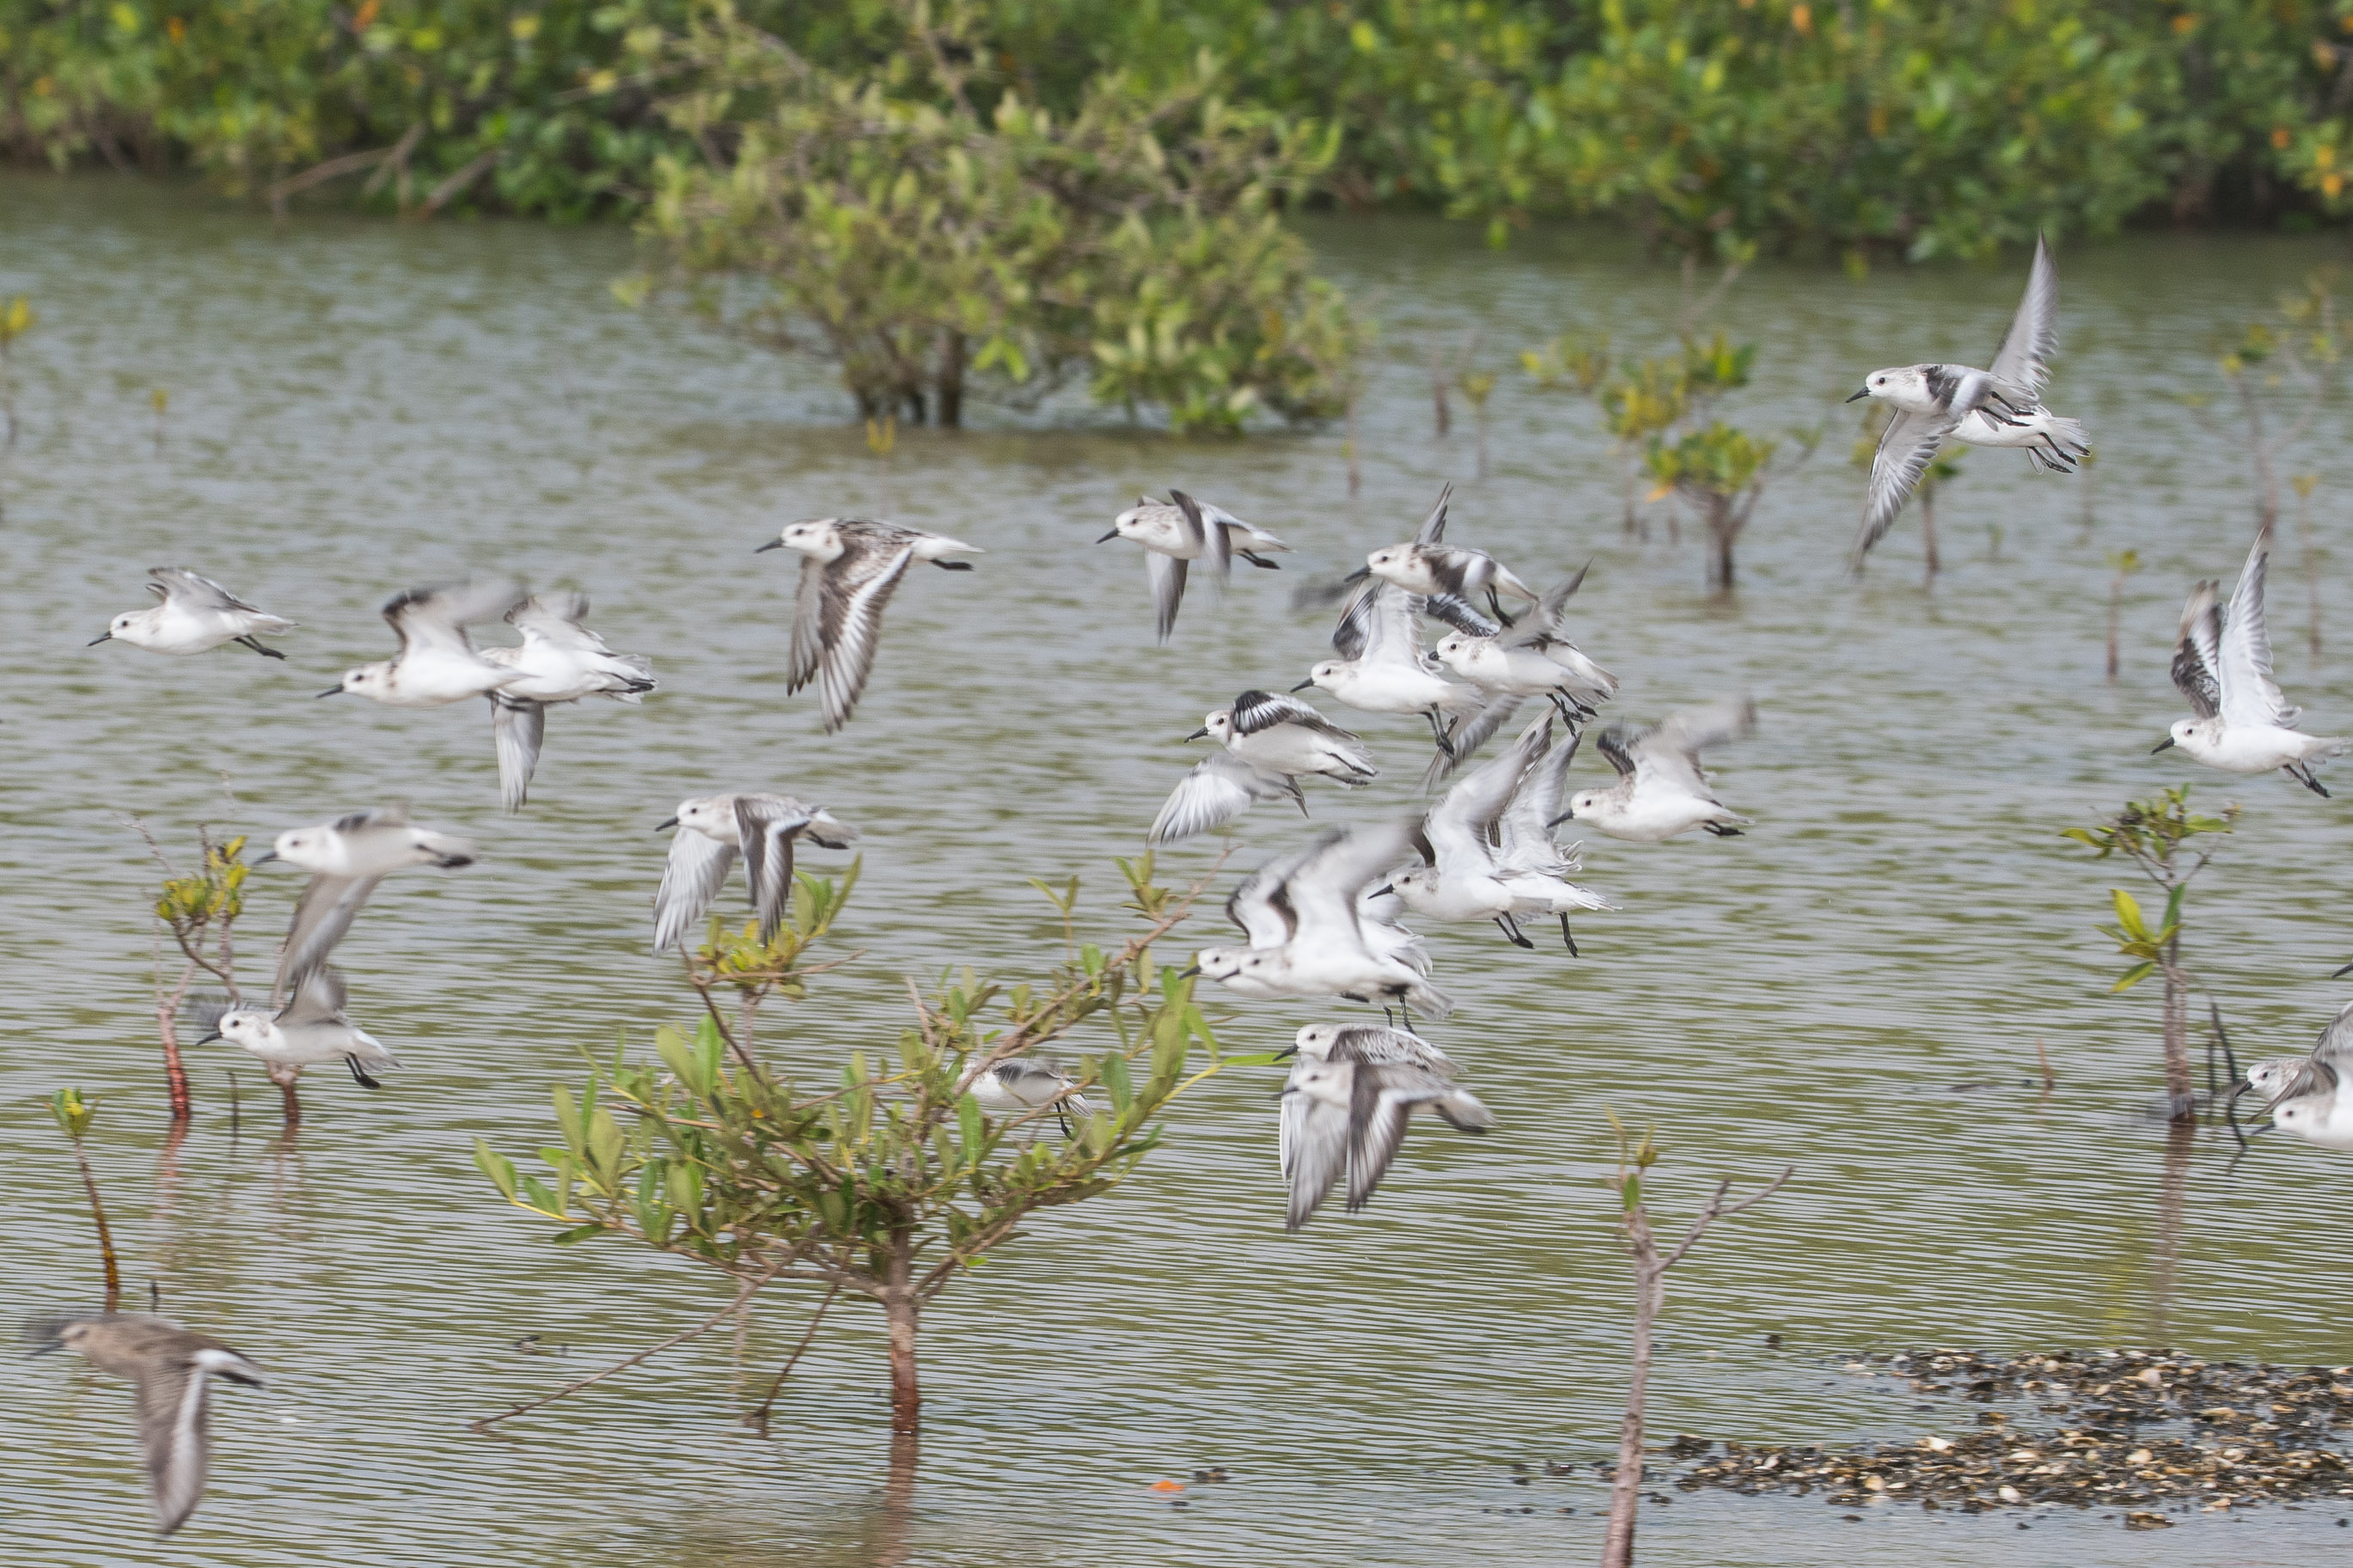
[1288,821,1416,946]
[179,994,236,1040]
[2216,533,2295,729]
[1643,699,1756,792]
[2311,1000,2353,1070]
[737,797,815,944]
[1500,719,1578,864]
[1342,1066,1423,1213]
[1170,489,1231,582]
[1423,693,1526,792]
[813,538,915,731]
[148,568,248,613]
[505,590,605,651]
[1326,1025,1454,1069]
[1150,753,1304,844]
[786,555,827,689]
[1500,566,1589,649]
[1226,839,1321,946]
[1854,408,1955,564]
[1231,688,1346,737]
[382,578,525,657]
[653,829,738,953]
[277,964,348,1028]
[1427,716,1547,868]
[1988,232,2060,405]
[2171,580,2222,721]
[1415,483,1453,545]
[276,874,382,1000]
[134,1360,213,1536]
[1282,1065,1354,1229]
[1329,577,1378,660]
[1355,583,1424,670]
[1419,593,1502,639]
[1146,549,1189,643]
[491,698,547,812]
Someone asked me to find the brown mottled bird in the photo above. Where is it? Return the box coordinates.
[32,1314,266,1535]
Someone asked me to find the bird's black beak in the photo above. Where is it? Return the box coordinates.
[1844,387,1869,403]
[1548,808,1574,826]
[2335,960,2353,979]
[1095,528,1119,543]
[253,850,278,864]
[754,539,784,552]
[1290,679,1315,692]
[655,816,679,832]
[1176,964,1201,979]
[26,1339,61,1358]
[1274,1046,1299,1061]
[88,631,112,645]
[2150,736,2176,753]
[1183,727,1209,741]
[1369,883,1394,898]
[315,685,345,698]
[197,1026,223,1045]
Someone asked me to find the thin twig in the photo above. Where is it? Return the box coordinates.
[469,1277,769,1432]
[746,1282,841,1434]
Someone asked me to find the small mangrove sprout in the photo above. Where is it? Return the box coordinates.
[0,293,31,448]
[2104,548,2141,683]
[2063,788,2240,1119]
[51,1088,123,1311]
[138,827,250,1122]
[1600,1115,1789,1568]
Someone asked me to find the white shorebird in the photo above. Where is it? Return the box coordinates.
[2158,531,2342,796]
[255,807,476,997]
[32,1314,266,1536]
[1362,485,1538,623]
[479,592,657,811]
[1299,580,1483,753]
[1099,491,1288,641]
[967,1058,1105,1133]
[1191,689,1379,786]
[2270,1085,2353,1151]
[756,518,979,732]
[653,792,859,953]
[89,568,296,659]
[1386,714,1609,949]
[1277,1022,1493,1230]
[1557,699,1757,842]
[1850,234,2088,562]
[319,579,528,706]
[2232,998,2353,1113]
[193,967,401,1089]
[1431,566,1617,720]
[1190,823,1452,1019]
[1150,751,1305,844]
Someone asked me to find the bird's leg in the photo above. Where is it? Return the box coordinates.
[1702,821,1745,838]
[236,636,288,660]
[1055,1107,1073,1138]
[1559,913,1580,956]
[932,560,975,571]
[1241,552,1280,570]
[1484,588,1513,625]
[345,1055,384,1090]
[1426,709,1456,756]
[1494,914,1535,949]
[2290,762,2332,798]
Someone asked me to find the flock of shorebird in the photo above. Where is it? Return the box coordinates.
[40,234,2353,1537]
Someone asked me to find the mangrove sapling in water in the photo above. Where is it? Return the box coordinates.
[2103,548,2141,684]
[1599,1115,1789,1568]
[1850,404,1962,587]
[0,294,31,448]
[475,855,1266,1437]
[2215,278,2343,540]
[50,1089,124,1312]
[131,824,252,1123]
[2063,788,2240,1120]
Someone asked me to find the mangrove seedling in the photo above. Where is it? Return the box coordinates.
[1599,1114,1789,1568]
[2104,548,2142,684]
[2063,788,2240,1119]
[0,294,31,447]
[475,856,1264,1437]
[139,827,251,1122]
[51,1088,123,1311]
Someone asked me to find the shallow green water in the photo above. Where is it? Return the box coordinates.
[3,175,2352,1565]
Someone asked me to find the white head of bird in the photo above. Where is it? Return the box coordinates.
[1190,945,1266,984]
[1304,659,1346,690]
[1191,711,1235,742]
[663,797,737,842]
[1561,787,1609,821]
[761,519,844,562]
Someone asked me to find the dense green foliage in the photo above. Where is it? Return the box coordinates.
[11,0,2353,256]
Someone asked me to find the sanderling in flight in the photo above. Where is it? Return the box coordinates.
[1850,234,2088,562]
[654,792,859,953]
[1189,822,1452,1019]
[254,806,476,997]
[2230,998,2353,1117]
[1432,565,1616,720]
[1360,484,1538,623]
[756,518,980,732]
[1384,713,1609,950]
[1276,1022,1493,1229]
[478,591,657,811]
[1555,699,1757,841]
[1100,491,1288,641]
[190,966,402,1090]
[319,578,529,706]
[30,1314,266,1536]
[89,568,296,659]
[967,1057,1105,1134]
[1193,690,1378,787]
[1299,580,1483,754]
[2158,531,2342,796]
[2267,1080,2353,1150]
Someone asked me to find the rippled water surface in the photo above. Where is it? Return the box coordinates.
[6,176,2353,1565]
